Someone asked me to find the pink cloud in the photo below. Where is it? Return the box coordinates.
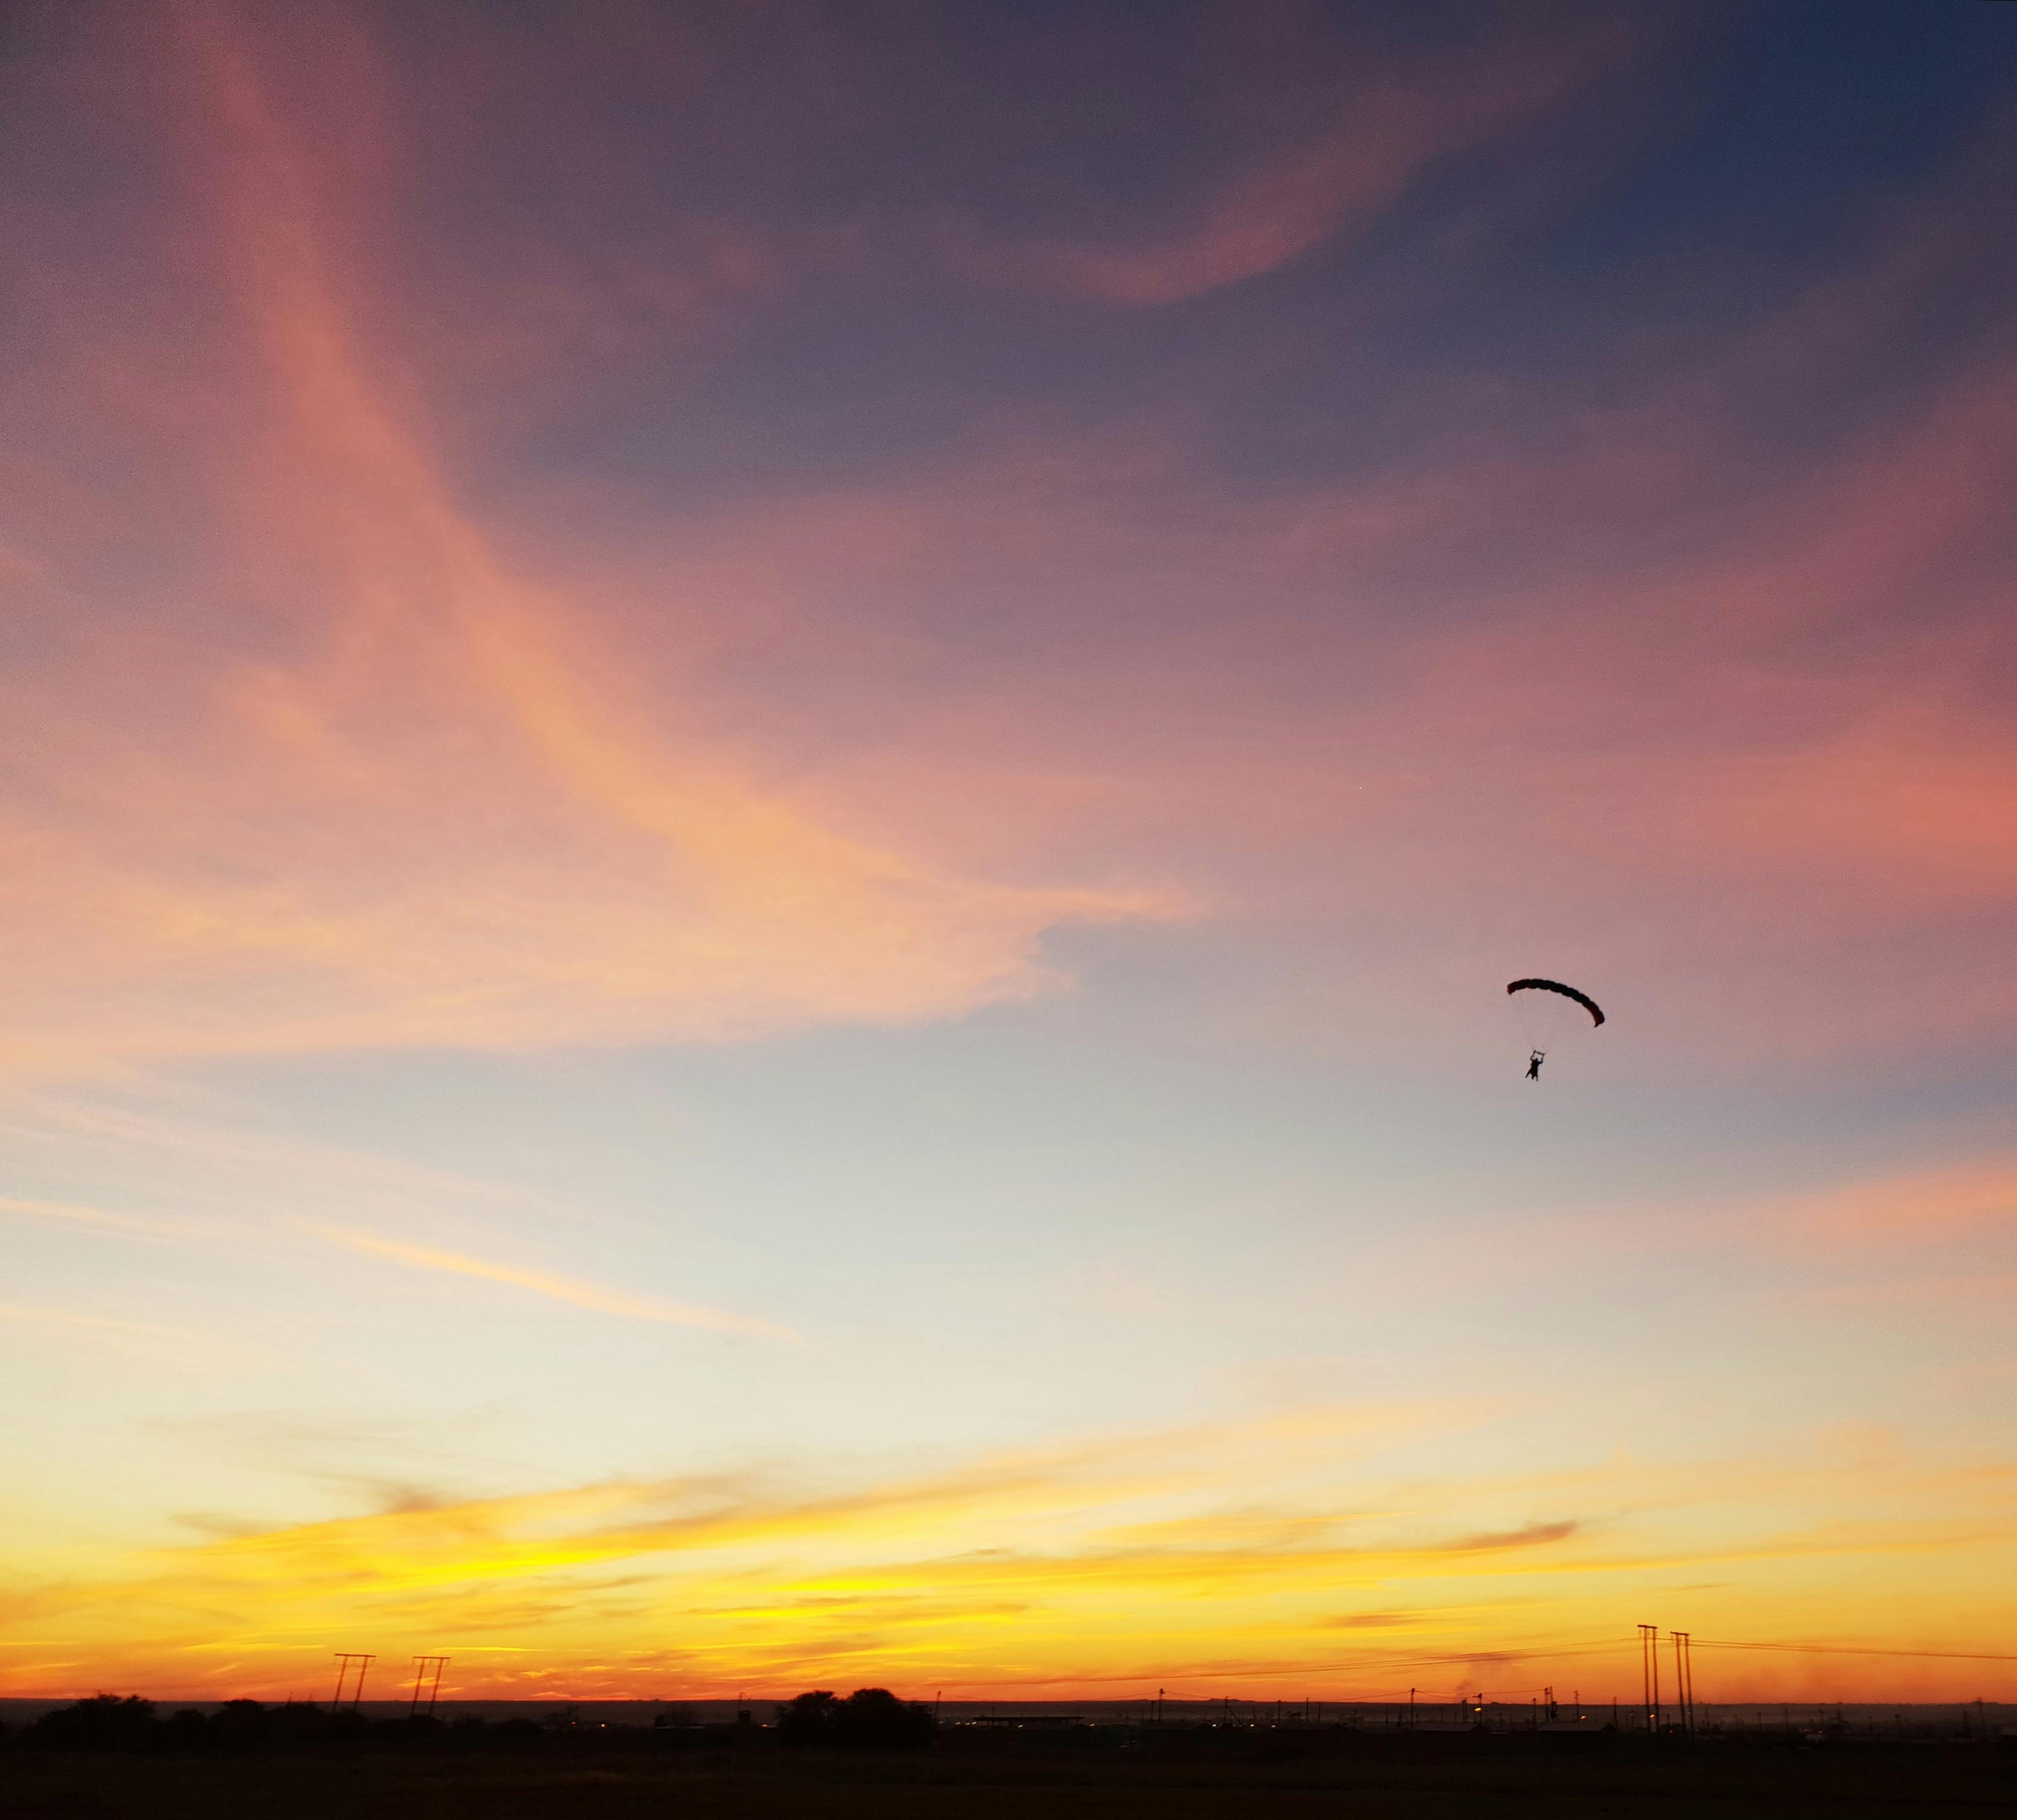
[4,3,2013,1080]
[1049,30,1621,305]
[0,11,1175,1077]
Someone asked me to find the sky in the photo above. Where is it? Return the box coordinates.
[2,0,2015,1708]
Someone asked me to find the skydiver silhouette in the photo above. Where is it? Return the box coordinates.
[1526,1050,1545,1080]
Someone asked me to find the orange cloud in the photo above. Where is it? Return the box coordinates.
[1768,1157,2017,1244]
[8,1402,2013,1703]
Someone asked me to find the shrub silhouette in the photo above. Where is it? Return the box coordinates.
[33,1695,158,1750]
[778,1687,934,1749]
[211,1698,268,1738]
[777,1689,840,1745]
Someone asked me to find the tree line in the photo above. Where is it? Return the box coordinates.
[11,1689,937,1753]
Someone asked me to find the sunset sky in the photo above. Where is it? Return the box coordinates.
[4,1,2016,1708]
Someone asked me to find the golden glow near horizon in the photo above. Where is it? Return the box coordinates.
[3,4,2015,1706]
[17,1397,2017,1704]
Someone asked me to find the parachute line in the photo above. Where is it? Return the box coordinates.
[1505,979,1604,1027]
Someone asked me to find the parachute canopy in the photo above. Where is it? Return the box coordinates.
[1505,979,1604,1028]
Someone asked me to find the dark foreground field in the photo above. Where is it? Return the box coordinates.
[6,1735,2012,1818]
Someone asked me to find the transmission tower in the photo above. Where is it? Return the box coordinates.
[410,1656,450,1715]
[1670,1632,1694,1733]
[332,1653,375,1708]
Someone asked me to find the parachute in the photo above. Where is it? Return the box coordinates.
[1505,979,1603,1076]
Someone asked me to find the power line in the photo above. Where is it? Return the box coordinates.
[1693,1639,2017,1664]
[1318,1642,1627,1674]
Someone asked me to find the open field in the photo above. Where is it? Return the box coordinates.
[6,1736,2012,1819]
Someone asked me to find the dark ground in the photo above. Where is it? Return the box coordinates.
[4,1735,2012,1818]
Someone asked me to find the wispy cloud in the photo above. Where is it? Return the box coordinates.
[307,1224,802,1345]
[11,1404,2013,1701]
[4,4,2011,1081]
[0,7,1174,1081]
[1791,1272,2017,1310]
[1050,30,1618,306]
[0,1301,241,1364]
[0,1194,201,1242]
[1772,1158,2017,1243]
[1442,1520,1581,1553]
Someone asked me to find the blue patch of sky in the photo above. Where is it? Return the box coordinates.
[1551,1,2017,273]
[464,1,2016,560]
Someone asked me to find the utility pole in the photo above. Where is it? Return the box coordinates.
[409,1656,449,1716]
[332,1653,375,1709]
[1637,1625,1660,1733]
[1670,1633,1693,1734]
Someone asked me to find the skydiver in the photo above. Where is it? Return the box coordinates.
[1526,1050,1545,1081]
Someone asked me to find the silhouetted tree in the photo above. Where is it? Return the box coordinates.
[777,1689,841,1745]
[835,1686,935,1748]
[33,1695,157,1750]
[778,1686,934,1749]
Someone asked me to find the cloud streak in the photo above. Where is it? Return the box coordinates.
[1051,29,1619,305]
[0,1195,202,1243]
[0,5,1173,1079]
[308,1224,802,1344]
[0,1301,243,1364]
[8,1403,2013,1701]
